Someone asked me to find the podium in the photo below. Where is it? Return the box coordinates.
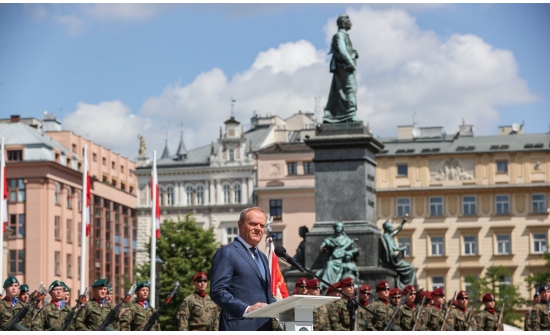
[244,295,340,331]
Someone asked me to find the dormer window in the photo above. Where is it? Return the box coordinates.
[229,149,235,161]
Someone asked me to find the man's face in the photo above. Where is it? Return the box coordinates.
[64,292,70,303]
[308,287,320,296]
[5,283,19,298]
[390,295,401,306]
[342,285,354,297]
[106,292,113,302]
[93,286,107,300]
[434,295,445,306]
[407,292,416,304]
[359,291,370,303]
[457,295,469,309]
[535,295,541,303]
[542,289,550,301]
[484,299,495,309]
[378,288,390,300]
[297,286,308,295]
[194,279,208,293]
[136,287,149,301]
[19,291,30,303]
[50,287,65,301]
[238,209,266,246]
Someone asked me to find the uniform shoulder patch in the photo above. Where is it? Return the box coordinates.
[531,311,537,320]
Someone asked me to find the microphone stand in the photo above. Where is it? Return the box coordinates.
[276,249,380,323]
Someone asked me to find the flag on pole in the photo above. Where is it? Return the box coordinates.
[1,139,7,233]
[83,148,91,236]
[268,236,289,300]
[150,158,160,239]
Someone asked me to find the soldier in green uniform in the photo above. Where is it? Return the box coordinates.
[106,284,114,306]
[446,290,474,331]
[325,281,341,330]
[475,292,499,331]
[426,287,447,331]
[414,290,431,330]
[74,278,120,330]
[0,276,28,330]
[396,285,417,331]
[32,280,73,331]
[525,292,541,331]
[17,284,36,329]
[177,271,219,331]
[61,282,71,307]
[329,277,355,331]
[369,280,394,330]
[529,284,550,331]
[357,284,374,331]
[307,278,330,331]
[119,280,160,331]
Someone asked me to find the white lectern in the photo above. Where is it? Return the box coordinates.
[244,295,340,331]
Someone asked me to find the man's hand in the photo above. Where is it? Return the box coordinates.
[246,302,268,314]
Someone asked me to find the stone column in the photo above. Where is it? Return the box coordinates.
[209,181,215,206]
[216,180,222,205]
[204,181,209,206]
[241,178,247,205]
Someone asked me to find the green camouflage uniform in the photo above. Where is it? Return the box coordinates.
[119,301,160,331]
[370,299,394,330]
[329,298,352,331]
[525,309,534,331]
[425,304,446,331]
[325,300,339,330]
[0,298,28,330]
[32,301,73,331]
[357,303,374,331]
[313,304,330,331]
[529,301,550,331]
[396,303,417,331]
[177,292,219,331]
[475,308,497,331]
[74,300,120,331]
[446,305,475,331]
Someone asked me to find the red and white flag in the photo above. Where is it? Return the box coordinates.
[1,140,7,233]
[268,237,289,300]
[150,158,160,239]
[83,148,91,236]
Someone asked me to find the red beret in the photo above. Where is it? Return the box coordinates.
[432,288,445,296]
[389,288,402,297]
[296,277,308,287]
[376,280,390,292]
[340,277,354,288]
[403,285,416,295]
[482,292,495,302]
[193,272,207,282]
[307,279,320,289]
[456,290,468,299]
[326,282,341,294]
[418,290,432,300]
[359,284,371,293]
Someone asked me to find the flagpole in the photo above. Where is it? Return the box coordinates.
[80,144,87,294]
[150,150,157,308]
[0,137,5,279]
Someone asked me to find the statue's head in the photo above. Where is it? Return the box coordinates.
[298,226,309,238]
[382,221,393,232]
[333,221,344,233]
[337,14,352,30]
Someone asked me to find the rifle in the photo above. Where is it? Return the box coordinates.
[412,294,427,331]
[465,297,479,331]
[439,290,457,331]
[384,291,411,331]
[59,287,89,331]
[495,302,505,331]
[144,281,180,331]
[98,283,137,331]
[3,283,47,331]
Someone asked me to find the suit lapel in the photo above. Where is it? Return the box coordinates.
[232,239,265,283]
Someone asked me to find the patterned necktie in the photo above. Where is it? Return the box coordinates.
[250,247,266,281]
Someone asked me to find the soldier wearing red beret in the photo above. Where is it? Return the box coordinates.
[356,284,375,331]
[177,272,219,331]
[425,287,446,331]
[396,285,422,331]
[389,288,402,307]
[295,277,309,296]
[476,292,499,331]
[307,279,330,331]
[446,290,474,331]
[329,277,356,331]
[325,281,341,330]
[369,280,394,330]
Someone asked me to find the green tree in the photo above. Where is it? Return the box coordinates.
[525,247,550,295]
[135,214,219,331]
[465,266,525,325]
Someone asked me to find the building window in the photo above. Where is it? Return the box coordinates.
[462,196,477,216]
[8,179,25,203]
[270,199,283,220]
[234,184,241,203]
[8,250,25,275]
[111,161,115,169]
[498,275,512,287]
[496,235,511,255]
[431,236,445,256]
[54,251,60,276]
[532,194,547,214]
[287,162,298,175]
[186,186,193,205]
[429,197,444,217]
[496,160,508,173]
[270,232,283,248]
[7,150,23,161]
[72,144,77,153]
[55,182,61,205]
[396,198,410,218]
[166,186,174,206]
[226,226,238,244]
[533,233,548,254]
[229,149,235,161]
[67,219,72,243]
[397,164,408,177]
[431,276,445,290]
[55,216,61,240]
[303,162,314,174]
[9,214,25,238]
[67,254,72,278]
[102,157,106,165]
[67,187,73,209]
[197,186,204,205]
[463,236,478,255]
[398,237,412,257]
[223,185,231,204]
[495,195,510,215]
[121,165,124,173]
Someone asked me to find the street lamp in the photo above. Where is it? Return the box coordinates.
[155,256,164,306]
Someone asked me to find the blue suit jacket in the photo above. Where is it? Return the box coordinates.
[210,239,276,331]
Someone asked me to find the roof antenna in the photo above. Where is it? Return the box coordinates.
[412,111,417,126]
[231,98,236,118]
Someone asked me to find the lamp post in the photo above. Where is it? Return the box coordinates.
[155,256,164,306]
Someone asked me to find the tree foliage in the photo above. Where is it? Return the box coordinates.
[135,214,219,331]
[525,248,550,294]
[465,266,525,325]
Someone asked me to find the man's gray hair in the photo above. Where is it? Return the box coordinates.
[239,207,268,223]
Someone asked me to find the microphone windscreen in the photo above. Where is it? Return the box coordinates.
[274,246,287,258]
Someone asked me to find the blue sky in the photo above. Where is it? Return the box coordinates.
[0,4,549,159]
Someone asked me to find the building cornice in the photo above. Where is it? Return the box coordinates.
[377,182,550,196]
[134,164,256,177]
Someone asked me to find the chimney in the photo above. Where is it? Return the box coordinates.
[397,125,414,139]
[10,115,20,123]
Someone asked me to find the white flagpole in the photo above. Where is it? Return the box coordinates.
[150,150,157,308]
[80,144,88,294]
[0,137,5,279]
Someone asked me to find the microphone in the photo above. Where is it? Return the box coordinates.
[274,246,305,272]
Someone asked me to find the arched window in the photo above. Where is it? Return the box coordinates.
[223,184,231,204]
[186,186,193,205]
[166,186,174,206]
[234,184,241,203]
[197,186,204,205]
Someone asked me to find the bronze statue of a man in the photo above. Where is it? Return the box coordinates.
[324,14,359,123]
[379,220,417,289]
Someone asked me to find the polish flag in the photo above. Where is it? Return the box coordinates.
[83,148,91,236]
[151,159,160,239]
[1,139,7,233]
[268,236,289,300]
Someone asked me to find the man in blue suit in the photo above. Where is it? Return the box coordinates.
[210,207,276,331]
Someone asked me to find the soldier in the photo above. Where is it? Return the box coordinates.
[177,271,219,331]
[119,280,160,331]
[525,292,541,331]
[357,284,374,331]
[0,276,28,330]
[74,278,120,330]
[446,290,474,331]
[475,292,499,331]
[295,277,309,295]
[329,277,356,331]
[414,290,431,330]
[62,282,71,307]
[325,281,341,330]
[106,284,114,305]
[426,287,446,331]
[306,279,330,331]
[32,280,73,331]
[369,280,394,330]
[529,283,550,331]
[16,284,36,329]
[389,288,401,307]
[396,285,417,331]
